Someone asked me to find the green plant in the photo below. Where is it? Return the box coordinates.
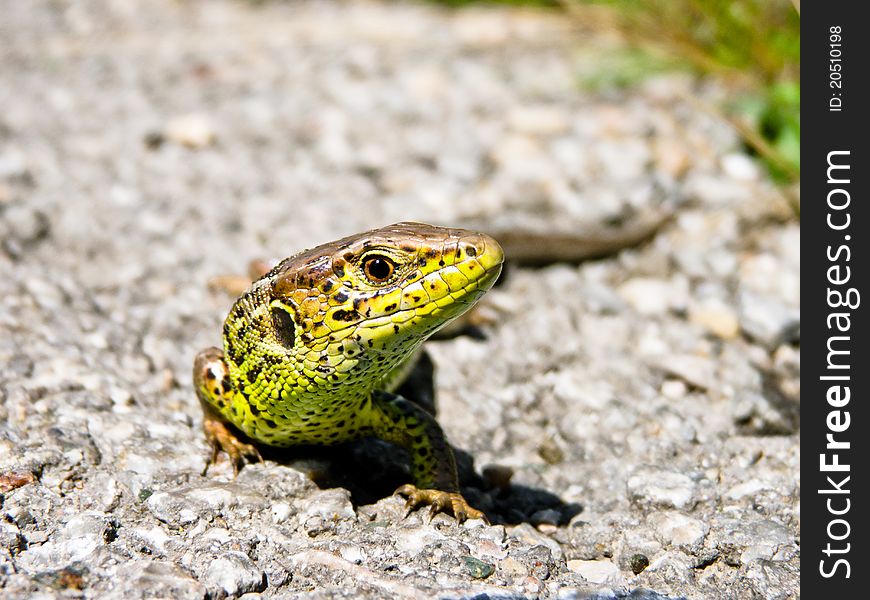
[563,0,800,196]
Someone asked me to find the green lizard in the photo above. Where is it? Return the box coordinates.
[194,222,503,522]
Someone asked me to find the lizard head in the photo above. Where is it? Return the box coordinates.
[261,222,503,386]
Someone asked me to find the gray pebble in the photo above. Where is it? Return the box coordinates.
[105,561,206,600]
[202,552,266,598]
[738,290,800,349]
[627,469,698,510]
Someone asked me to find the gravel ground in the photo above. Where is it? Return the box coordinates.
[0,1,799,598]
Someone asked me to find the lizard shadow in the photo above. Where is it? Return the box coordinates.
[261,349,583,526]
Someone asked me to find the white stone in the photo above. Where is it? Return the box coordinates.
[618,277,687,315]
[271,502,293,524]
[655,354,717,390]
[721,153,760,181]
[300,488,356,521]
[164,113,216,149]
[651,512,709,548]
[566,559,621,584]
[726,480,770,500]
[627,469,697,510]
[202,552,264,597]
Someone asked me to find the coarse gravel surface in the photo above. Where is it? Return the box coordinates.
[1,1,799,599]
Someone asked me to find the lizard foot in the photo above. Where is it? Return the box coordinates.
[395,484,488,524]
[202,415,263,476]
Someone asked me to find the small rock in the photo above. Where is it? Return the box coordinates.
[508,523,563,561]
[107,561,206,600]
[146,491,199,525]
[164,113,216,149]
[738,251,799,302]
[738,290,800,349]
[395,527,447,554]
[463,556,495,579]
[522,575,542,594]
[721,152,760,181]
[33,566,87,592]
[489,134,545,169]
[473,538,508,561]
[199,527,232,545]
[725,479,770,501]
[202,552,265,597]
[566,559,620,584]
[0,471,36,493]
[627,468,697,510]
[499,556,527,579]
[650,512,709,549]
[18,522,106,571]
[645,551,694,583]
[0,148,30,180]
[537,437,565,465]
[516,544,557,581]
[146,484,268,526]
[730,390,798,435]
[618,277,687,316]
[660,379,687,399]
[24,277,65,311]
[653,138,691,179]
[0,206,50,258]
[60,513,118,543]
[714,518,795,565]
[740,560,799,599]
[270,502,292,524]
[338,545,365,564]
[299,488,356,521]
[654,354,717,391]
[25,530,48,545]
[0,520,26,554]
[507,105,571,137]
[131,526,172,555]
[551,371,614,410]
[688,298,740,339]
[629,553,650,575]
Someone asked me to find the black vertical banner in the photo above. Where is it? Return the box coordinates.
[803,2,869,596]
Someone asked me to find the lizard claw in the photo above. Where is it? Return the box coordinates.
[202,415,263,477]
[394,484,488,524]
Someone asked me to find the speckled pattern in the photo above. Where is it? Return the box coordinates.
[195,223,502,500]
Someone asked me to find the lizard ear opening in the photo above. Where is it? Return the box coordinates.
[270,305,296,349]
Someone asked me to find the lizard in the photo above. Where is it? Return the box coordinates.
[193,222,503,522]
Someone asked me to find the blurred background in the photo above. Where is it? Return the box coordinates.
[0,0,800,269]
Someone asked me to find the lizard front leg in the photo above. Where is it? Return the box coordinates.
[368,390,487,523]
[193,346,262,475]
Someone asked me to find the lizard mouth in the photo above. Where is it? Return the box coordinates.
[351,234,503,351]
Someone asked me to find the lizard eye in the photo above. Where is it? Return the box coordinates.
[362,255,395,283]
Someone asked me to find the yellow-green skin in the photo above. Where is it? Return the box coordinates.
[194,222,503,498]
